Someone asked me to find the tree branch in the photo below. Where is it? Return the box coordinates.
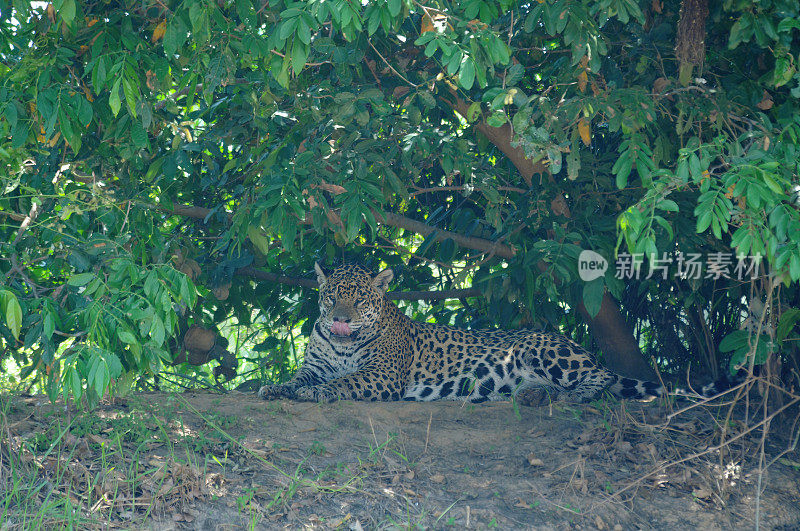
[440,91,548,185]
[155,202,500,300]
[378,211,515,259]
[0,210,27,222]
[237,266,317,289]
[154,202,517,259]
[237,266,480,300]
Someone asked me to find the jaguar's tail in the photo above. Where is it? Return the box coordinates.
[608,375,665,400]
[675,367,756,398]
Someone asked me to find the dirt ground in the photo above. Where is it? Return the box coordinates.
[2,391,800,530]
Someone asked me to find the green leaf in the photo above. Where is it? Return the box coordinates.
[413,32,435,46]
[189,1,208,39]
[248,225,271,254]
[279,19,297,40]
[384,167,409,200]
[296,19,311,45]
[388,0,401,17]
[150,315,166,345]
[424,39,438,58]
[417,90,436,109]
[777,19,800,34]
[719,330,749,353]
[762,174,782,194]
[417,229,439,257]
[109,77,122,117]
[777,309,800,341]
[77,97,93,127]
[3,102,18,128]
[291,40,309,75]
[164,16,188,56]
[1,290,22,341]
[653,215,674,241]
[117,329,137,344]
[728,17,748,49]
[615,158,632,189]
[68,366,82,400]
[711,216,722,239]
[367,8,381,35]
[486,112,507,127]
[676,159,689,182]
[657,199,679,212]
[773,56,796,88]
[131,122,148,148]
[59,0,76,24]
[510,102,531,128]
[791,253,800,280]
[43,310,55,340]
[459,57,476,90]
[114,370,136,397]
[696,210,712,233]
[466,101,482,123]
[688,153,701,179]
[547,147,562,174]
[438,238,456,262]
[58,105,80,153]
[122,77,138,118]
[68,272,95,286]
[582,277,604,318]
[94,361,109,396]
[505,63,525,86]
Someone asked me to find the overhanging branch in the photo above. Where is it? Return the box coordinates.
[238,266,480,300]
[156,202,501,300]
[155,202,517,259]
[441,91,548,185]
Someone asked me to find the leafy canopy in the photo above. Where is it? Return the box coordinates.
[1,0,799,403]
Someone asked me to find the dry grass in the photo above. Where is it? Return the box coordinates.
[1,386,798,529]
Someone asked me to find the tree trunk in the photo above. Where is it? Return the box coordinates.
[445,94,655,379]
[577,296,654,379]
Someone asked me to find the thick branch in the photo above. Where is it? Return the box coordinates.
[442,92,548,185]
[387,288,480,301]
[156,202,516,259]
[0,210,27,222]
[379,212,515,259]
[237,266,479,300]
[237,266,318,289]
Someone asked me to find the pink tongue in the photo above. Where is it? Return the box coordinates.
[331,321,352,336]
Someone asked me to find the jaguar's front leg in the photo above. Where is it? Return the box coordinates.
[258,366,322,400]
[257,382,300,400]
[292,367,405,402]
[292,384,339,403]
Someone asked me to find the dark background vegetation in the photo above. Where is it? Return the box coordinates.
[1,0,799,406]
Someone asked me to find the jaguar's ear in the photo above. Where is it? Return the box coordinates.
[372,268,394,293]
[314,262,327,287]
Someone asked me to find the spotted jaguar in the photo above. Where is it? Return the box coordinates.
[258,263,664,403]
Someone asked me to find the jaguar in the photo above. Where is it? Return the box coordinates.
[258,263,664,403]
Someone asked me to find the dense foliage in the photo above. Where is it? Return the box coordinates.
[1,0,799,405]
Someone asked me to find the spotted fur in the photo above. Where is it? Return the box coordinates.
[258,264,664,403]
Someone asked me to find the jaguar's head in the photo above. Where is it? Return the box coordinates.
[314,263,393,343]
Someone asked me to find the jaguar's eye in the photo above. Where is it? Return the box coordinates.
[323,296,335,306]
[354,298,366,308]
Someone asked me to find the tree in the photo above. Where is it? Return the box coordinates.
[1,0,799,405]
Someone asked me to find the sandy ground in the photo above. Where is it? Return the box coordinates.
[2,391,799,529]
